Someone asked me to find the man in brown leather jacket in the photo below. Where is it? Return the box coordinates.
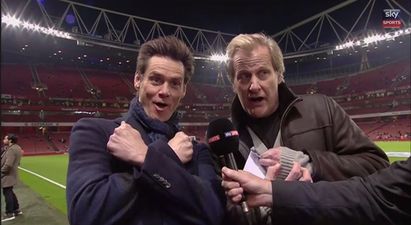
[223,33,389,224]
[1,134,23,222]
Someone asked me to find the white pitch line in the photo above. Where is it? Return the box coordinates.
[18,166,66,189]
[385,152,411,158]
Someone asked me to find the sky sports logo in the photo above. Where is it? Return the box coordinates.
[382,9,402,29]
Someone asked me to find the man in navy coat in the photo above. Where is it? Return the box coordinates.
[66,36,225,225]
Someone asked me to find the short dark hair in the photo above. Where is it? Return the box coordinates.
[7,133,18,144]
[136,36,194,84]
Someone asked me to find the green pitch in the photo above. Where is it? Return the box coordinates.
[375,141,410,163]
[19,154,68,215]
[15,141,410,222]
[375,141,410,152]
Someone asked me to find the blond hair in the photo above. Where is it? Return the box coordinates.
[226,33,285,82]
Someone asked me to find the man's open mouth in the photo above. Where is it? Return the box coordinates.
[154,102,168,109]
[249,97,264,102]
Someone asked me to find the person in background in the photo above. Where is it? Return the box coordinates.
[1,134,23,222]
[67,36,225,225]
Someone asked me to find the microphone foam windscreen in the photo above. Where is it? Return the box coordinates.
[206,118,239,156]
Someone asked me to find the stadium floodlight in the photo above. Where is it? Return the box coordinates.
[1,15,72,39]
[335,27,411,51]
[363,34,385,45]
[335,41,354,50]
[2,15,20,27]
[210,53,228,63]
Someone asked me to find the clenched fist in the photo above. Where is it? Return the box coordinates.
[168,131,193,164]
[107,121,148,166]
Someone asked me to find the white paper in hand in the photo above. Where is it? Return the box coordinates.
[243,150,266,179]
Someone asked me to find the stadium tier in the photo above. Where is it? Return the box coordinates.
[1,64,39,96]
[289,59,410,96]
[356,116,411,140]
[1,126,70,154]
[1,58,410,153]
[82,69,134,99]
[36,65,90,98]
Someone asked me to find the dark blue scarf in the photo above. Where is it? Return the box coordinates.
[129,97,180,143]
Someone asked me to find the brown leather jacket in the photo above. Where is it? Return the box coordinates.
[232,82,389,182]
[225,83,390,225]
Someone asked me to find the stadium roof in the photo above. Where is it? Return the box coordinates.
[3,0,410,56]
[1,0,410,76]
[69,0,347,35]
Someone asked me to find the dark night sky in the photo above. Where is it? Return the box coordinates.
[70,0,349,35]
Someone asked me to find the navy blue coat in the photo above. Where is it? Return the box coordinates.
[66,112,225,225]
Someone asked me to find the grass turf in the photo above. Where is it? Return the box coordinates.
[375,141,410,163]
[375,141,410,152]
[19,154,68,215]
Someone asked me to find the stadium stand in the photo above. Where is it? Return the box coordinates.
[1,64,38,96]
[36,65,90,98]
[1,45,410,154]
[2,59,410,147]
[83,69,134,99]
[289,59,410,97]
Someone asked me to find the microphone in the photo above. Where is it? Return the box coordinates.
[206,118,251,219]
